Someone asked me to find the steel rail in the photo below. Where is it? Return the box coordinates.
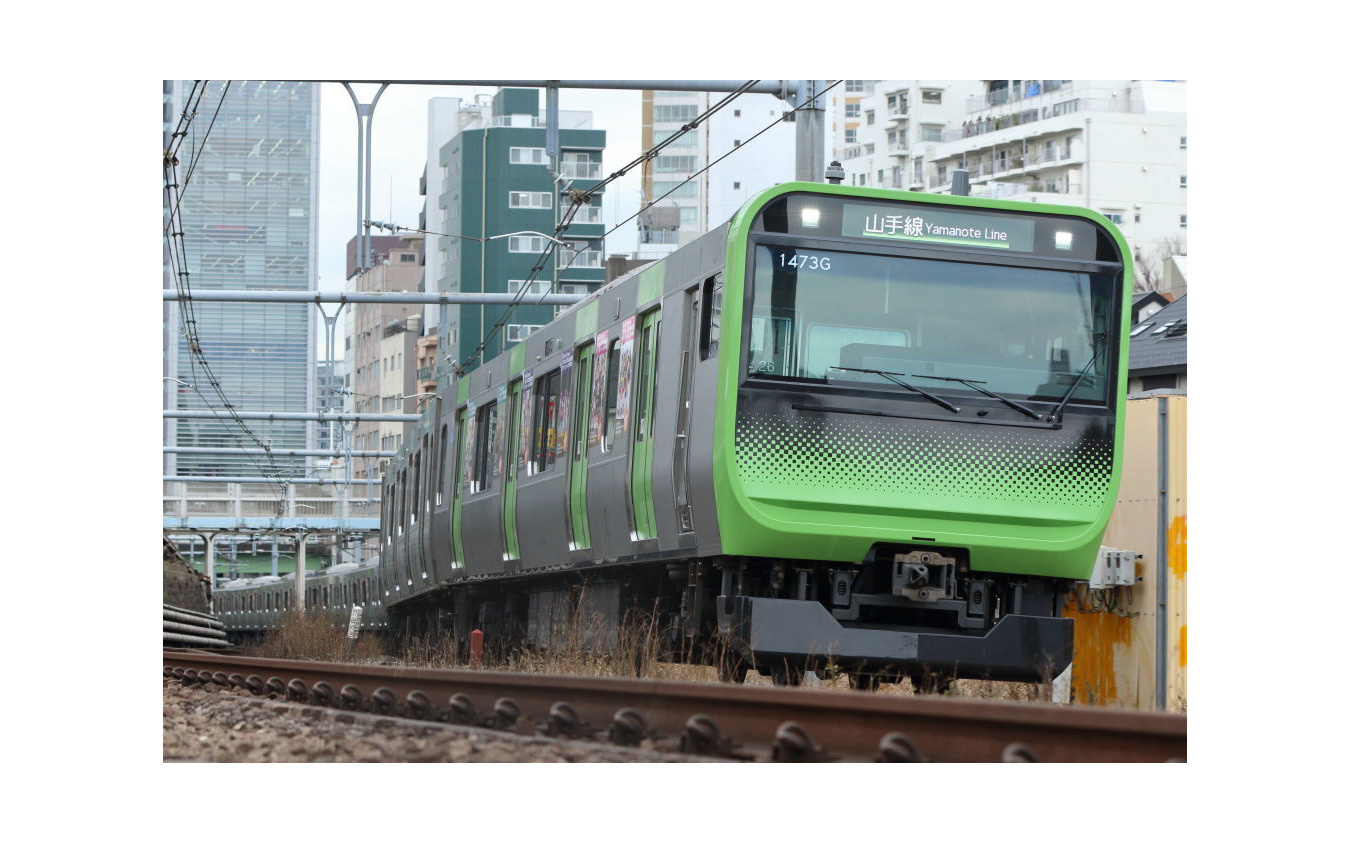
[164,651,1186,762]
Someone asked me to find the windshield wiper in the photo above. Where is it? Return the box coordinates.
[829,366,961,414]
[907,374,1043,421]
[1049,346,1103,422]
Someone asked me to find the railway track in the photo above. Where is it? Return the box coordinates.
[164,649,1186,762]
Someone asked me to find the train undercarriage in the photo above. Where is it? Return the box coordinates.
[387,551,1073,693]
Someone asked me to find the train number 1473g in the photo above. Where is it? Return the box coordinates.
[778,253,832,271]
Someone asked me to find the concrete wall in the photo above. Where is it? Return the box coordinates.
[1063,395,1186,711]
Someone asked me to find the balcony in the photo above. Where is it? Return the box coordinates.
[559,161,602,180]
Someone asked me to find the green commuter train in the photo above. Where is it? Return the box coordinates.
[231,182,1133,690]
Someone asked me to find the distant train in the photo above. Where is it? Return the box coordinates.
[217,182,1132,691]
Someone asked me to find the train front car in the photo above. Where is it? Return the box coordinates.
[713,184,1130,687]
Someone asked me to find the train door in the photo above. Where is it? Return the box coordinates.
[568,343,594,550]
[451,407,468,567]
[672,286,699,533]
[630,309,662,540]
[502,379,523,561]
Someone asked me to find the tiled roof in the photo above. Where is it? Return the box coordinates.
[1128,295,1186,374]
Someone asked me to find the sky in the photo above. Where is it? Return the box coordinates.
[316,83,649,295]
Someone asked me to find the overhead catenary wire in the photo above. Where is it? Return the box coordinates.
[555,80,842,277]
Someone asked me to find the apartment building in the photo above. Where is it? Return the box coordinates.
[435,88,607,369]
[839,80,1188,262]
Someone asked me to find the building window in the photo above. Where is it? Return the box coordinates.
[509,190,552,209]
[653,104,698,122]
[921,89,942,104]
[845,80,865,93]
[509,147,545,165]
[651,180,698,200]
[921,125,943,142]
[508,235,549,253]
[1103,212,1125,224]
[844,129,857,144]
[508,279,552,297]
[866,111,875,125]
[1180,175,1187,189]
[858,173,867,186]
[653,155,698,173]
[732,181,741,190]
[1180,214,1187,228]
[1180,135,1187,149]
[506,324,542,343]
[733,139,741,147]
[845,103,861,119]
[399,253,416,262]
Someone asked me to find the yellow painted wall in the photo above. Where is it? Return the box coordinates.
[1064,396,1186,711]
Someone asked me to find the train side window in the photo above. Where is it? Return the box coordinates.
[472,401,499,493]
[699,274,723,361]
[436,424,448,505]
[529,369,561,475]
[411,450,421,525]
[602,337,621,452]
[398,469,407,534]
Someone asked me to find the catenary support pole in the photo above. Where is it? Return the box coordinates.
[204,533,215,610]
[793,80,827,183]
[295,530,307,611]
[1156,397,1170,711]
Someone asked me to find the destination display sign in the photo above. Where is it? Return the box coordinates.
[841,203,1035,252]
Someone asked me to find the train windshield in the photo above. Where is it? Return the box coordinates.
[746,244,1115,404]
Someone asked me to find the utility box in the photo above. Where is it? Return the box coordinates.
[1089,546,1140,589]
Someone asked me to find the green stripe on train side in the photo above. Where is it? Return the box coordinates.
[638,262,665,307]
[574,300,598,341]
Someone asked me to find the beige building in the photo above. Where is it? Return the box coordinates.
[374,315,422,477]
[343,233,425,480]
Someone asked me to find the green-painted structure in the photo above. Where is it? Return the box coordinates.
[437,88,608,370]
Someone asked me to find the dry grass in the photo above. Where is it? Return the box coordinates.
[248,608,1056,703]
[246,611,384,662]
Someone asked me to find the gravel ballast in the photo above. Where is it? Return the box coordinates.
[163,679,716,762]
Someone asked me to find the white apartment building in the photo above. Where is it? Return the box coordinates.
[832,80,987,189]
[839,80,1188,263]
[638,89,795,258]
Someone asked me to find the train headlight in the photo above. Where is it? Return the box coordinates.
[801,207,821,228]
[1054,231,1073,250]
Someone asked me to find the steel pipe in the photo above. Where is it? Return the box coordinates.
[164,410,421,423]
[163,290,584,305]
[164,447,396,457]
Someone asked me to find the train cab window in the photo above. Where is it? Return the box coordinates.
[602,337,621,452]
[699,274,723,361]
[529,369,561,474]
[471,401,499,493]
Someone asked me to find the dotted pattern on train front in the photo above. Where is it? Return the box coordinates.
[733,409,1114,514]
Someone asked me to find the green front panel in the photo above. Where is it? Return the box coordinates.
[629,310,661,540]
[503,381,522,559]
[710,183,1135,581]
[451,409,467,566]
[568,344,594,549]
